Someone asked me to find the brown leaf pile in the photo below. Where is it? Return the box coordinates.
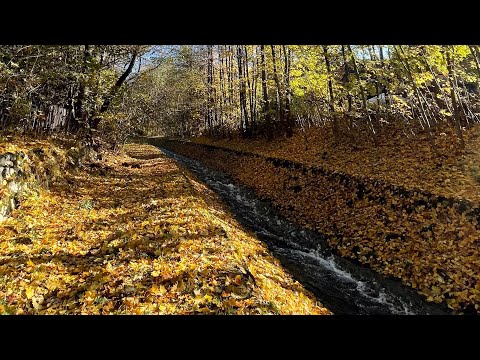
[0,142,329,315]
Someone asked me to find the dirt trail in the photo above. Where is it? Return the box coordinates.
[0,143,329,315]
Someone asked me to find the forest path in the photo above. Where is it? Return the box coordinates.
[0,143,328,314]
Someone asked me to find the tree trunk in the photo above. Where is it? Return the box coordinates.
[260,45,273,140]
[244,46,256,133]
[348,45,378,146]
[468,45,480,95]
[369,46,382,108]
[237,45,250,136]
[88,47,138,132]
[341,45,353,114]
[226,45,234,136]
[341,45,355,143]
[282,45,293,137]
[445,46,465,149]
[422,49,452,116]
[394,45,437,152]
[205,45,214,135]
[270,45,285,132]
[252,47,259,135]
[322,45,338,142]
[98,47,139,115]
[73,45,92,132]
[218,45,226,136]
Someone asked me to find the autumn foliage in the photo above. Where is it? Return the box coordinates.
[156,125,480,314]
[0,142,329,314]
[3,44,480,315]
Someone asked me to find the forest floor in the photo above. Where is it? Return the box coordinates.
[0,142,329,315]
[193,124,480,204]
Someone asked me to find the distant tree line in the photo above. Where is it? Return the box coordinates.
[124,45,480,150]
[2,45,480,150]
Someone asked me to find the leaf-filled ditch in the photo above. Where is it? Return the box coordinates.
[157,139,480,314]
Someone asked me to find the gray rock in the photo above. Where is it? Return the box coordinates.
[8,181,19,193]
[0,197,13,222]
[4,160,14,167]
[0,207,7,222]
[0,157,6,166]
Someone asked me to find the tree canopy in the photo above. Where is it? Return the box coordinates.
[1,45,480,149]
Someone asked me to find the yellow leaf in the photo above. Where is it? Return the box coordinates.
[26,287,35,299]
[27,259,35,267]
[151,284,167,296]
[151,270,160,277]
[84,290,96,302]
[446,298,456,309]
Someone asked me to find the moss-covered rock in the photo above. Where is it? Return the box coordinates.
[0,144,69,222]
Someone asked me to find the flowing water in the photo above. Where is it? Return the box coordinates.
[159,147,450,315]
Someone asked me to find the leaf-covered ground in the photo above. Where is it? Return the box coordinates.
[163,127,480,313]
[0,143,329,315]
[0,134,74,156]
[193,124,480,204]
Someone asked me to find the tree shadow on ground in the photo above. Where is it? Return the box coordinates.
[0,146,278,314]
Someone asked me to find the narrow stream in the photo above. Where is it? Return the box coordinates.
[160,147,451,315]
